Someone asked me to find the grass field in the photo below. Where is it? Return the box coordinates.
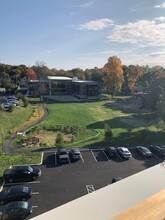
[38,100,165,148]
[0,105,33,140]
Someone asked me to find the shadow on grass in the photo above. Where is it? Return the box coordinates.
[87,112,157,130]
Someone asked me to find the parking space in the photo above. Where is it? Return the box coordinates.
[1,148,164,219]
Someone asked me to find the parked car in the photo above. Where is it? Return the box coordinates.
[136,146,152,157]
[111,176,123,183]
[8,100,19,106]
[0,201,32,219]
[117,147,132,159]
[70,148,81,160]
[150,145,165,156]
[0,186,32,205]
[57,148,69,163]
[104,147,117,157]
[3,166,41,183]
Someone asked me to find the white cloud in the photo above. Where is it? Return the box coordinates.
[70,1,94,8]
[107,18,165,46]
[154,2,165,8]
[154,16,165,23]
[78,1,94,8]
[78,18,114,31]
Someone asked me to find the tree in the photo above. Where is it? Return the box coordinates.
[126,65,144,92]
[25,68,37,81]
[104,121,113,142]
[22,96,29,107]
[102,56,124,98]
[56,133,64,147]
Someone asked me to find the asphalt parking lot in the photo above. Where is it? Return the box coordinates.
[2,148,165,219]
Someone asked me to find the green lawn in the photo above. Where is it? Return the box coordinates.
[0,105,33,140]
[39,101,165,147]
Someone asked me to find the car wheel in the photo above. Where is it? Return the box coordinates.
[32,176,36,181]
[21,214,26,219]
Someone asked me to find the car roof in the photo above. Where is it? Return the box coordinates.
[9,186,30,192]
[119,147,129,151]
[58,148,67,152]
[72,148,80,152]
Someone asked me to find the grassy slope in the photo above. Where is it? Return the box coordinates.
[0,106,41,180]
[40,101,164,147]
[0,105,33,138]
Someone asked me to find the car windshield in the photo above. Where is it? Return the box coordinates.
[59,151,67,155]
[123,149,129,153]
[5,202,28,211]
[142,147,150,153]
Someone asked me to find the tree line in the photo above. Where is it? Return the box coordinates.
[0,56,165,121]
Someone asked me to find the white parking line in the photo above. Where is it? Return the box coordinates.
[32,206,38,208]
[152,153,160,160]
[91,150,97,162]
[55,153,57,165]
[32,192,39,195]
[80,152,84,163]
[86,185,95,193]
[116,153,123,161]
[102,150,110,161]
[4,181,41,186]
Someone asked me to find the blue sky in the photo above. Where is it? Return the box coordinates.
[0,0,165,70]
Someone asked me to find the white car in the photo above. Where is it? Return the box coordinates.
[117,147,132,159]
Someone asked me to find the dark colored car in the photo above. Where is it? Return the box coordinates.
[0,186,32,205]
[57,148,69,163]
[104,147,117,157]
[3,166,41,183]
[150,145,165,156]
[0,201,32,219]
[117,147,132,159]
[111,176,123,183]
[136,146,152,157]
[70,148,81,160]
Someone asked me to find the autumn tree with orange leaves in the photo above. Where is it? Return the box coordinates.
[25,68,37,81]
[102,56,124,99]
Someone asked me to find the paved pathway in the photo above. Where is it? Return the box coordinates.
[3,105,48,154]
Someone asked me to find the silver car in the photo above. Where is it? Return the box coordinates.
[70,148,81,160]
[117,147,132,159]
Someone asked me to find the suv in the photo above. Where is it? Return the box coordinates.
[57,148,69,163]
[117,147,132,159]
[70,148,81,160]
[104,147,117,157]
[3,166,41,183]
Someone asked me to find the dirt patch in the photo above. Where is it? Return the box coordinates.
[34,130,74,146]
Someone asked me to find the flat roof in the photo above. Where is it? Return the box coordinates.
[72,80,99,84]
[112,189,165,220]
[30,162,165,220]
[47,76,72,81]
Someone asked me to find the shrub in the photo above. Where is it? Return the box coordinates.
[55,133,64,147]
[104,121,113,142]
